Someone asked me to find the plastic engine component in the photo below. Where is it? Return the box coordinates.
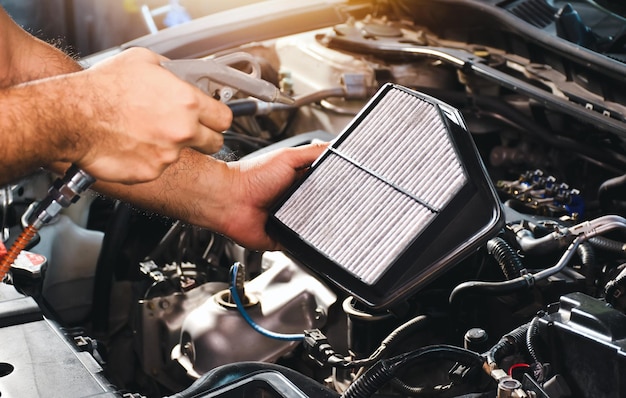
[538,292,626,398]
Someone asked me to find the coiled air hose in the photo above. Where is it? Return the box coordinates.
[0,224,38,281]
[0,165,94,282]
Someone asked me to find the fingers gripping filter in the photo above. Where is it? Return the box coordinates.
[267,84,502,309]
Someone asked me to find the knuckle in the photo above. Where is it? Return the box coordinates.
[179,89,201,110]
[214,133,224,148]
[126,46,152,59]
[159,148,180,165]
[126,167,156,184]
[219,108,234,130]
[164,124,196,145]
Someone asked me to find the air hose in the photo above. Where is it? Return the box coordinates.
[0,165,95,282]
[0,225,38,281]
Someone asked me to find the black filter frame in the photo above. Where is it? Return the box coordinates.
[267,83,502,309]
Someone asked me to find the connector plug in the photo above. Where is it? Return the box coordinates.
[303,329,347,368]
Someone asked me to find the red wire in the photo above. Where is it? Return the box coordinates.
[508,363,530,376]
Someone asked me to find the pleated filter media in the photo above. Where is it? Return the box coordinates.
[275,88,466,284]
[268,84,502,308]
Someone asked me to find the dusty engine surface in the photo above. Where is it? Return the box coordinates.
[2,0,626,397]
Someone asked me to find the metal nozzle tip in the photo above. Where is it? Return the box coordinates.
[276,91,296,105]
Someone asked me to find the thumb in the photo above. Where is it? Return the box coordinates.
[287,141,329,170]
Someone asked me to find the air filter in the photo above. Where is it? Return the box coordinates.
[267,84,502,309]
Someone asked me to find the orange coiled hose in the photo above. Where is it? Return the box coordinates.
[0,224,38,281]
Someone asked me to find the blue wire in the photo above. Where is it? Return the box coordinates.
[229,263,305,341]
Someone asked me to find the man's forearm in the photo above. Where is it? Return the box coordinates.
[0,74,92,185]
[92,143,328,250]
[0,7,84,184]
[0,7,81,88]
[11,37,83,83]
[55,142,327,251]
[91,148,232,233]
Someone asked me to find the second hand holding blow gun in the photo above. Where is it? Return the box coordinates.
[0,52,295,281]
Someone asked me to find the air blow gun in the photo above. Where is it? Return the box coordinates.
[0,52,294,281]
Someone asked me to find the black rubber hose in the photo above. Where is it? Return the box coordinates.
[449,277,532,305]
[487,237,525,280]
[342,360,395,398]
[588,236,626,253]
[515,231,563,256]
[91,201,132,336]
[598,174,626,213]
[451,237,581,304]
[577,242,596,268]
[228,100,259,117]
[380,315,429,353]
[342,345,484,398]
[525,316,546,381]
[577,242,597,292]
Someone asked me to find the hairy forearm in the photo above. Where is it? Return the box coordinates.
[0,9,85,184]
[55,143,326,250]
[92,149,232,233]
[10,39,82,83]
[0,72,107,185]
[0,8,81,88]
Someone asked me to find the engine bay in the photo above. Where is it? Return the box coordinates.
[2,1,626,397]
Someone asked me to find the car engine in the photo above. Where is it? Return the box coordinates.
[2,0,626,397]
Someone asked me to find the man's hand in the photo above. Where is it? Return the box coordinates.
[0,40,232,187]
[0,4,327,253]
[96,142,328,252]
[216,142,329,250]
[71,47,232,184]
